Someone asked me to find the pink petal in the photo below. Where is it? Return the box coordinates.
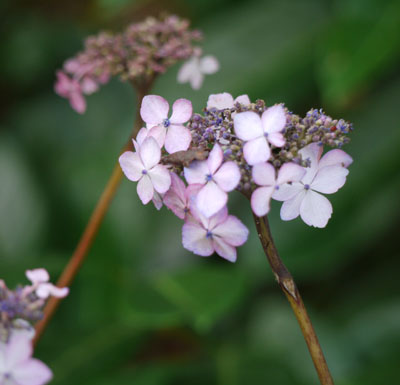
[299,190,332,228]
[148,165,171,194]
[213,215,249,247]
[69,91,86,114]
[212,238,237,262]
[196,181,227,218]
[199,56,219,74]
[148,125,167,148]
[207,93,234,110]
[152,192,164,211]
[252,162,276,187]
[213,161,241,191]
[36,283,69,299]
[272,182,304,201]
[311,165,349,194]
[169,99,193,124]
[319,149,353,169]
[262,105,286,134]
[164,192,186,219]
[267,132,285,147]
[251,186,275,217]
[139,137,161,170]
[136,127,149,146]
[26,269,49,284]
[164,124,192,154]
[207,143,223,175]
[13,359,53,385]
[233,111,264,141]
[54,71,70,97]
[243,137,270,165]
[234,94,251,105]
[189,71,204,90]
[140,95,169,125]
[184,160,209,185]
[81,77,98,94]
[119,151,143,182]
[299,143,323,185]
[182,222,214,256]
[207,206,229,230]
[6,334,32,367]
[280,190,306,221]
[177,57,197,83]
[137,175,154,204]
[276,163,306,185]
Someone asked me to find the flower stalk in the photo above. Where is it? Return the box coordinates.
[253,213,334,385]
[33,85,150,346]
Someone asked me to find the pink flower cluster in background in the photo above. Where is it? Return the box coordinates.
[54,15,218,114]
[0,269,69,385]
[120,92,353,262]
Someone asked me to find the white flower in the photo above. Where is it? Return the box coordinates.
[273,143,353,228]
[233,105,286,165]
[25,269,69,299]
[177,55,219,90]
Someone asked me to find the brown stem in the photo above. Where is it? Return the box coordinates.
[253,214,334,385]
[33,85,150,346]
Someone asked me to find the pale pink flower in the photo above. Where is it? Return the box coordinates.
[163,173,202,219]
[273,143,353,228]
[140,95,193,154]
[251,162,305,217]
[184,144,241,218]
[177,55,219,90]
[80,77,99,94]
[0,334,52,385]
[119,137,171,205]
[233,105,286,165]
[54,71,86,114]
[207,92,250,110]
[152,191,164,211]
[25,269,69,299]
[182,205,248,262]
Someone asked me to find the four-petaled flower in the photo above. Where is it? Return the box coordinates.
[140,95,193,154]
[54,71,86,114]
[0,334,52,385]
[273,143,353,228]
[163,173,202,219]
[119,137,171,205]
[184,144,241,218]
[182,205,248,262]
[177,55,219,90]
[25,268,69,299]
[251,162,306,217]
[207,92,250,110]
[234,105,286,165]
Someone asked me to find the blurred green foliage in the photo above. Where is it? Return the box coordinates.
[1,0,400,384]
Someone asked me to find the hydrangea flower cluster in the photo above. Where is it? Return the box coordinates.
[0,269,68,385]
[55,15,218,113]
[119,92,353,262]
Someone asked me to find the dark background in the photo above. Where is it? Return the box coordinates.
[1,0,400,384]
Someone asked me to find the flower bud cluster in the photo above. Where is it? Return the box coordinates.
[55,15,207,113]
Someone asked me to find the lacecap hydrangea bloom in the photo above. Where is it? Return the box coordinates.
[119,92,353,262]
[0,269,69,385]
[55,15,218,113]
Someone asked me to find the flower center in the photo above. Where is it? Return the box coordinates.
[163,118,170,128]
[264,132,269,138]
[206,230,213,239]
[205,174,213,182]
[304,184,310,190]
[142,169,148,175]
[275,185,280,190]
